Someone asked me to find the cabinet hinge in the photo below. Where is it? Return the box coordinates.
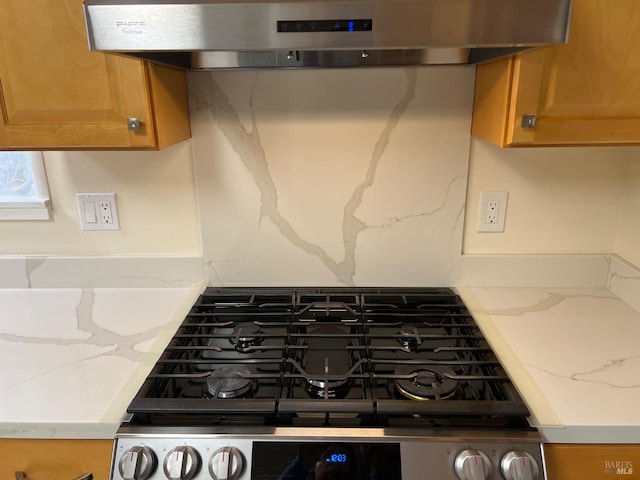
[521,115,537,129]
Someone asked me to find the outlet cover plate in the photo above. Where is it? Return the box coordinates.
[477,191,508,233]
[77,193,120,231]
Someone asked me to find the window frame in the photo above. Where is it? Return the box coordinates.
[0,151,51,220]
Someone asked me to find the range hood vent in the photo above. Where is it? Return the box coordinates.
[83,0,572,69]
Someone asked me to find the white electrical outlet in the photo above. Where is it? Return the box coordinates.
[77,193,120,231]
[485,200,499,224]
[477,191,508,232]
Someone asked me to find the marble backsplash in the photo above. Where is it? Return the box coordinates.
[188,67,475,286]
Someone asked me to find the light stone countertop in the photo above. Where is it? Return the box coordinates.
[458,287,640,444]
[3,278,640,443]
[0,284,205,439]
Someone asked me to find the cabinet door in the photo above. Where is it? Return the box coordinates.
[0,0,158,149]
[545,444,640,480]
[0,439,113,480]
[473,0,640,147]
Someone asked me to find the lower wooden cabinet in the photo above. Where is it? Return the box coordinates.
[545,444,640,480]
[0,439,113,480]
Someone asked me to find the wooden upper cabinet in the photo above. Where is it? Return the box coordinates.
[472,0,640,147]
[0,0,190,150]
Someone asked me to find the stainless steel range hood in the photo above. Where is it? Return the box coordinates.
[83,0,572,69]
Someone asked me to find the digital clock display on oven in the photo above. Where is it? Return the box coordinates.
[252,441,401,479]
[325,453,347,463]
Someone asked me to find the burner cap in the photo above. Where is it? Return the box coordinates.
[394,365,458,400]
[304,379,352,399]
[397,325,421,352]
[203,366,256,399]
[305,375,352,398]
[229,322,264,353]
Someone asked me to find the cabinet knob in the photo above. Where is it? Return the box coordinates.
[521,114,537,129]
[127,118,141,131]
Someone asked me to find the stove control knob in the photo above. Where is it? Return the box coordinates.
[163,446,201,480]
[454,449,491,480]
[209,447,245,480]
[501,451,540,480]
[119,446,157,480]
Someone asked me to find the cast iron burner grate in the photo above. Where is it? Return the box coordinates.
[127,287,529,429]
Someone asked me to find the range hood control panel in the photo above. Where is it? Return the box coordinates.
[277,19,373,32]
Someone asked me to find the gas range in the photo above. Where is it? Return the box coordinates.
[111,287,545,480]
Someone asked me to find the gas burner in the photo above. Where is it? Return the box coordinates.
[202,366,257,399]
[304,376,352,399]
[127,287,533,431]
[394,365,459,401]
[396,325,422,352]
[229,322,264,353]
[302,325,353,399]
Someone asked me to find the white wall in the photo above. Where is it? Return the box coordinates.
[0,142,201,255]
[463,139,635,255]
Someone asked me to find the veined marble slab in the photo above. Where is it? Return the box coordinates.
[609,255,640,314]
[458,286,640,443]
[188,68,474,287]
[459,254,611,288]
[0,255,204,288]
[0,284,204,438]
